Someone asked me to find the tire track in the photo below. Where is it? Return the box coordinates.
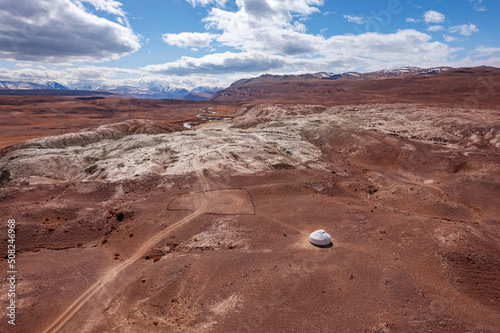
[42,160,211,333]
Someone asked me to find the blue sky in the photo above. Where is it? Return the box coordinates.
[0,0,499,89]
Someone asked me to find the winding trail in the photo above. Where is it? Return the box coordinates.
[42,158,211,333]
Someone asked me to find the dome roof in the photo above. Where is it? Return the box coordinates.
[309,229,332,246]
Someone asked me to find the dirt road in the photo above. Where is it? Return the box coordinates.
[42,159,211,333]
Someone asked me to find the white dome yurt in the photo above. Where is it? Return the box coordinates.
[309,229,332,246]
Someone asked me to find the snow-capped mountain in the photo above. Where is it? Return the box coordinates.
[3,67,452,99]
[46,81,69,90]
[125,87,189,99]
[70,81,223,99]
[293,67,452,81]
[89,85,223,100]
[0,80,69,90]
[188,86,224,94]
[0,80,223,100]
[368,66,452,78]
[92,85,190,99]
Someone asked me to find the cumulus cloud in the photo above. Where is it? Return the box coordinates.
[202,0,324,56]
[145,29,454,76]
[77,0,127,18]
[221,0,323,22]
[449,46,500,68]
[162,32,219,48]
[0,65,229,89]
[323,30,452,69]
[186,0,229,6]
[0,0,140,63]
[15,63,33,68]
[143,51,287,75]
[424,10,445,24]
[452,57,500,68]
[197,2,454,73]
[343,15,364,24]
[427,25,444,32]
[4,0,492,89]
[148,1,458,77]
[469,0,486,12]
[474,46,500,57]
[443,35,457,42]
[449,23,479,36]
[0,65,138,86]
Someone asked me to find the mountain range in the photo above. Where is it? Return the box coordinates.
[211,66,498,106]
[0,80,222,100]
[0,66,491,102]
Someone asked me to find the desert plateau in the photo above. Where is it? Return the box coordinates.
[0,66,499,332]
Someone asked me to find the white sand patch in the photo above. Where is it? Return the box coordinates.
[210,294,243,316]
[181,218,248,251]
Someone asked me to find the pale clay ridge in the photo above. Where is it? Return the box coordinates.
[1,104,499,185]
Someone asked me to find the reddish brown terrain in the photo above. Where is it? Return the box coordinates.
[213,66,500,108]
[0,67,499,333]
[0,97,235,149]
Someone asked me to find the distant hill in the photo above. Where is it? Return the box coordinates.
[0,80,69,90]
[212,66,500,108]
[98,86,223,100]
[97,86,191,99]
[0,80,222,100]
[183,89,222,101]
[0,89,114,97]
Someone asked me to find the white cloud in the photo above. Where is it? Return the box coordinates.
[469,0,486,12]
[2,0,495,89]
[162,32,219,48]
[427,25,444,32]
[143,51,287,75]
[0,67,63,83]
[451,56,500,68]
[321,30,452,70]
[443,35,457,42]
[0,0,140,63]
[75,0,133,27]
[474,46,500,57]
[424,10,445,24]
[448,45,500,68]
[186,0,229,6]
[234,0,323,20]
[0,65,139,86]
[203,2,324,56]
[343,15,364,24]
[190,2,454,72]
[145,29,455,76]
[0,65,228,89]
[77,0,126,18]
[449,23,479,36]
[406,18,418,23]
